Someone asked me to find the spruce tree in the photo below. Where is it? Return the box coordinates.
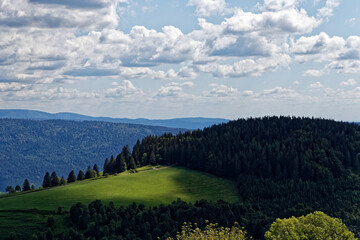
[120,154,127,172]
[51,171,59,186]
[43,172,52,188]
[93,164,99,176]
[77,170,85,181]
[109,155,116,174]
[60,176,66,185]
[67,170,77,183]
[103,158,109,175]
[128,156,137,170]
[85,166,95,179]
[23,179,31,191]
[122,145,132,167]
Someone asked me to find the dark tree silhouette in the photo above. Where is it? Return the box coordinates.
[51,171,59,187]
[67,170,77,183]
[22,179,31,191]
[77,170,85,181]
[43,172,52,188]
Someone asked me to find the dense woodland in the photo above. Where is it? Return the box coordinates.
[0,119,181,190]
[130,116,360,181]
[97,117,360,238]
[10,116,360,239]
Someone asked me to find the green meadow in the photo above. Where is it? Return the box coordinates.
[0,167,239,211]
[0,167,239,239]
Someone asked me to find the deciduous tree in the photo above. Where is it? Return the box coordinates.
[265,211,356,240]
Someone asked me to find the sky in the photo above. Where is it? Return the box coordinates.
[1,0,360,120]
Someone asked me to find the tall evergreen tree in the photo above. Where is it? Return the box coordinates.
[85,166,95,179]
[43,172,52,188]
[22,179,31,191]
[77,170,85,181]
[128,156,137,170]
[103,158,109,175]
[51,171,59,186]
[120,154,127,173]
[109,155,116,174]
[122,145,132,167]
[93,164,99,176]
[132,140,141,166]
[60,176,66,185]
[67,170,77,183]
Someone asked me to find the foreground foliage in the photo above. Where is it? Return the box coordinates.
[265,211,357,240]
[168,222,247,240]
[28,200,355,240]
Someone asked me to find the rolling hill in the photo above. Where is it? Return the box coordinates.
[0,166,239,211]
[0,119,182,191]
[0,109,230,130]
[0,166,239,239]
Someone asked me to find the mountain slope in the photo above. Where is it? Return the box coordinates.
[0,109,230,129]
[0,119,182,190]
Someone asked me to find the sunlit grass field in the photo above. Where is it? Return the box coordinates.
[0,166,239,211]
[0,167,239,239]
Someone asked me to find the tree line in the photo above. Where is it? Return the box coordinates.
[29,200,356,240]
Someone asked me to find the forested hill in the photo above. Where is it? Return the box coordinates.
[126,116,360,181]
[0,119,182,190]
[86,116,360,238]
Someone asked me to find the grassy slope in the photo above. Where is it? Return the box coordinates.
[0,167,239,211]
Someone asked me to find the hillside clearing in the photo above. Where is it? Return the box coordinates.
[0,167,239,211]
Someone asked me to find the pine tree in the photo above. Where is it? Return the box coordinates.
[67,170,77,183]
[43,172,52,188]
[93,164,99,176]
[85,166,95,179]
[22,179,31,191]
[109,155,116,174]
[103,158,109,175]
[122,145,132,167]
[60,176,66,185]
[120,154,127,173]
[128,156,137,170]
[77,170,85,181]
[51,171,59,186]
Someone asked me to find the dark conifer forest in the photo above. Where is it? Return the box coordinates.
[97,116,360,239]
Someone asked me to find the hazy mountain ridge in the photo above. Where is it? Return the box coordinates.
[0,109,230,130]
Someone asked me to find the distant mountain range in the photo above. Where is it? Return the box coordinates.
[0,119,183,191]
[0,109,230,130]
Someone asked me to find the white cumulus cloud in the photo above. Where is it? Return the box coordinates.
[187,0,227,17]
[340,79,357,86]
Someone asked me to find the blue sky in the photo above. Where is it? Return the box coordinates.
[1,0,360,120]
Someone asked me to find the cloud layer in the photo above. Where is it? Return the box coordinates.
[2,0,360,120]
